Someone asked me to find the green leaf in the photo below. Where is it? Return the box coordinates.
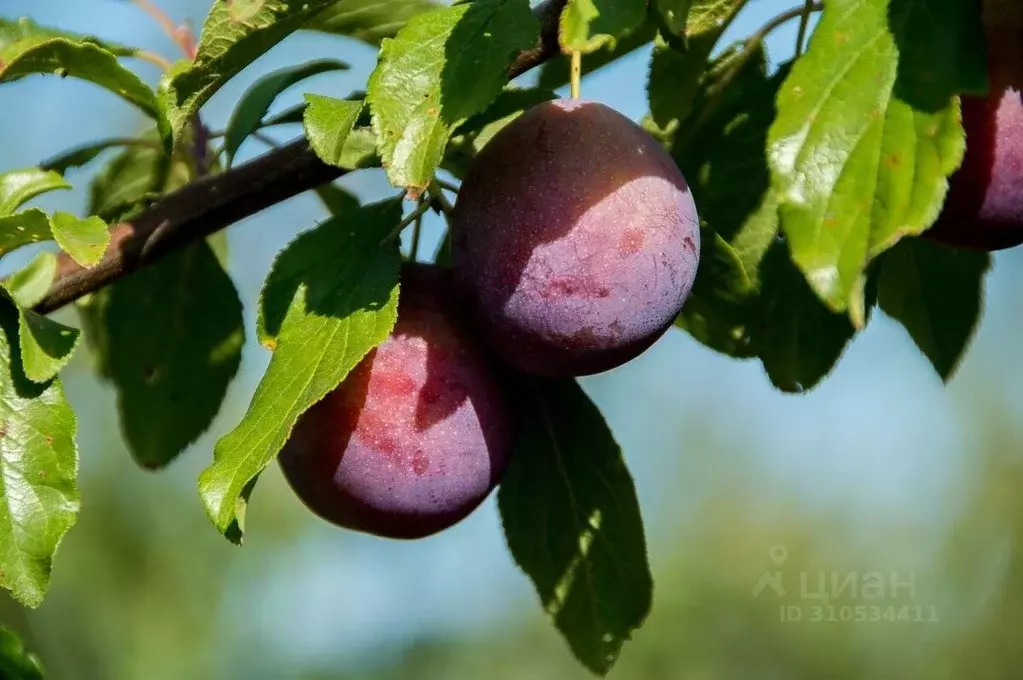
[753,240,860,393]
[367,0,539,195]
[0,253,80,384]
[767,0,987,315]
[499,376,651,676]
[651,0,691,48]
[200,199,402,543]
[224,59,349,165]
[85,242,244,469]
[0,16,137,57]
[4,251,57,309]
[443,87,556,179]
[40,138,160,175]
[878,237,989,382]
[647,0,746,130]
[87,136,188,222]
[560,0,646,53]
[49,212,109,266]
[674,226,756,358]
[157,0,339,146]
[307,0,440,45]
[538,20,655,91]
[0,168,70,216]
[0,211,52,258]
[0,22,168,145]
[0,299,79,608]
[314,183,360,215]
[0,627,44,679]
[303,94,364,168]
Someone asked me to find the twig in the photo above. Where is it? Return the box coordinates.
[131,0,196,58]
[383,200,432,245]
[134,50,174,71]
[433,178,460,194]
[34,0,568,315]
[795,0,815,57]
[428,181,456,217]
[410,207,425,261]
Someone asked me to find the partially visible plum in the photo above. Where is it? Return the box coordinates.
[924,1,1023,251]
[278,264,512,540]
[450,98,700,377]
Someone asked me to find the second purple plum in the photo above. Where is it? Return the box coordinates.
[450,98,700,376]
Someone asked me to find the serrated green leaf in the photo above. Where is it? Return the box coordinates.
[200,199,402,543]
[303,94,363,167]
[443,87,556,178]
[0,211,52,258]
[560,0,645,53]
[0,627,45,679]
[5,251,57,309]
[40,138,160,176]
[538,20,655,91]
[878,237,989,382]
[0,254,80,384]
[85,242,243,469]
[754,240,858,393]
[367,0,539,195]
[499,376,651,676]
[157,0,338,146]
[0,299,79,608]
[767,0,987,315]
[0,24,168,145]
[0,16,137,57]
[674,226,756,357]
[307,0,440,44]
[314,183,360,215]
[49,212,109,266]
[652,0,692,48]
[224,59,349,165]
[0,168,70,216]
[647,0,746,130]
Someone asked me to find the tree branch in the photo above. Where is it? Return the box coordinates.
[34,0,568,315]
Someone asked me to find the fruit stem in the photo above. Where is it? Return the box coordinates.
[570,50,582,99]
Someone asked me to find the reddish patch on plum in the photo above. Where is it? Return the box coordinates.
[619,228,645,255]
[451,98,700,376]
[279,264,512,540]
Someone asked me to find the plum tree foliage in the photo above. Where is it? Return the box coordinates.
[0,0,1007,675]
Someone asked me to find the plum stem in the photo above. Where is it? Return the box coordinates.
[570,50,582,99]
[794,0,815,56]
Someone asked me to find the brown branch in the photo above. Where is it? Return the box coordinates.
[34,0,567,315]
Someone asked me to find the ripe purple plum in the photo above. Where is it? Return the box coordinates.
[924,3,1023,251]
[278,264,513,540]
[450,98,700,377]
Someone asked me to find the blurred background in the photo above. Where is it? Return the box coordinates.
[4,1,1023,678]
